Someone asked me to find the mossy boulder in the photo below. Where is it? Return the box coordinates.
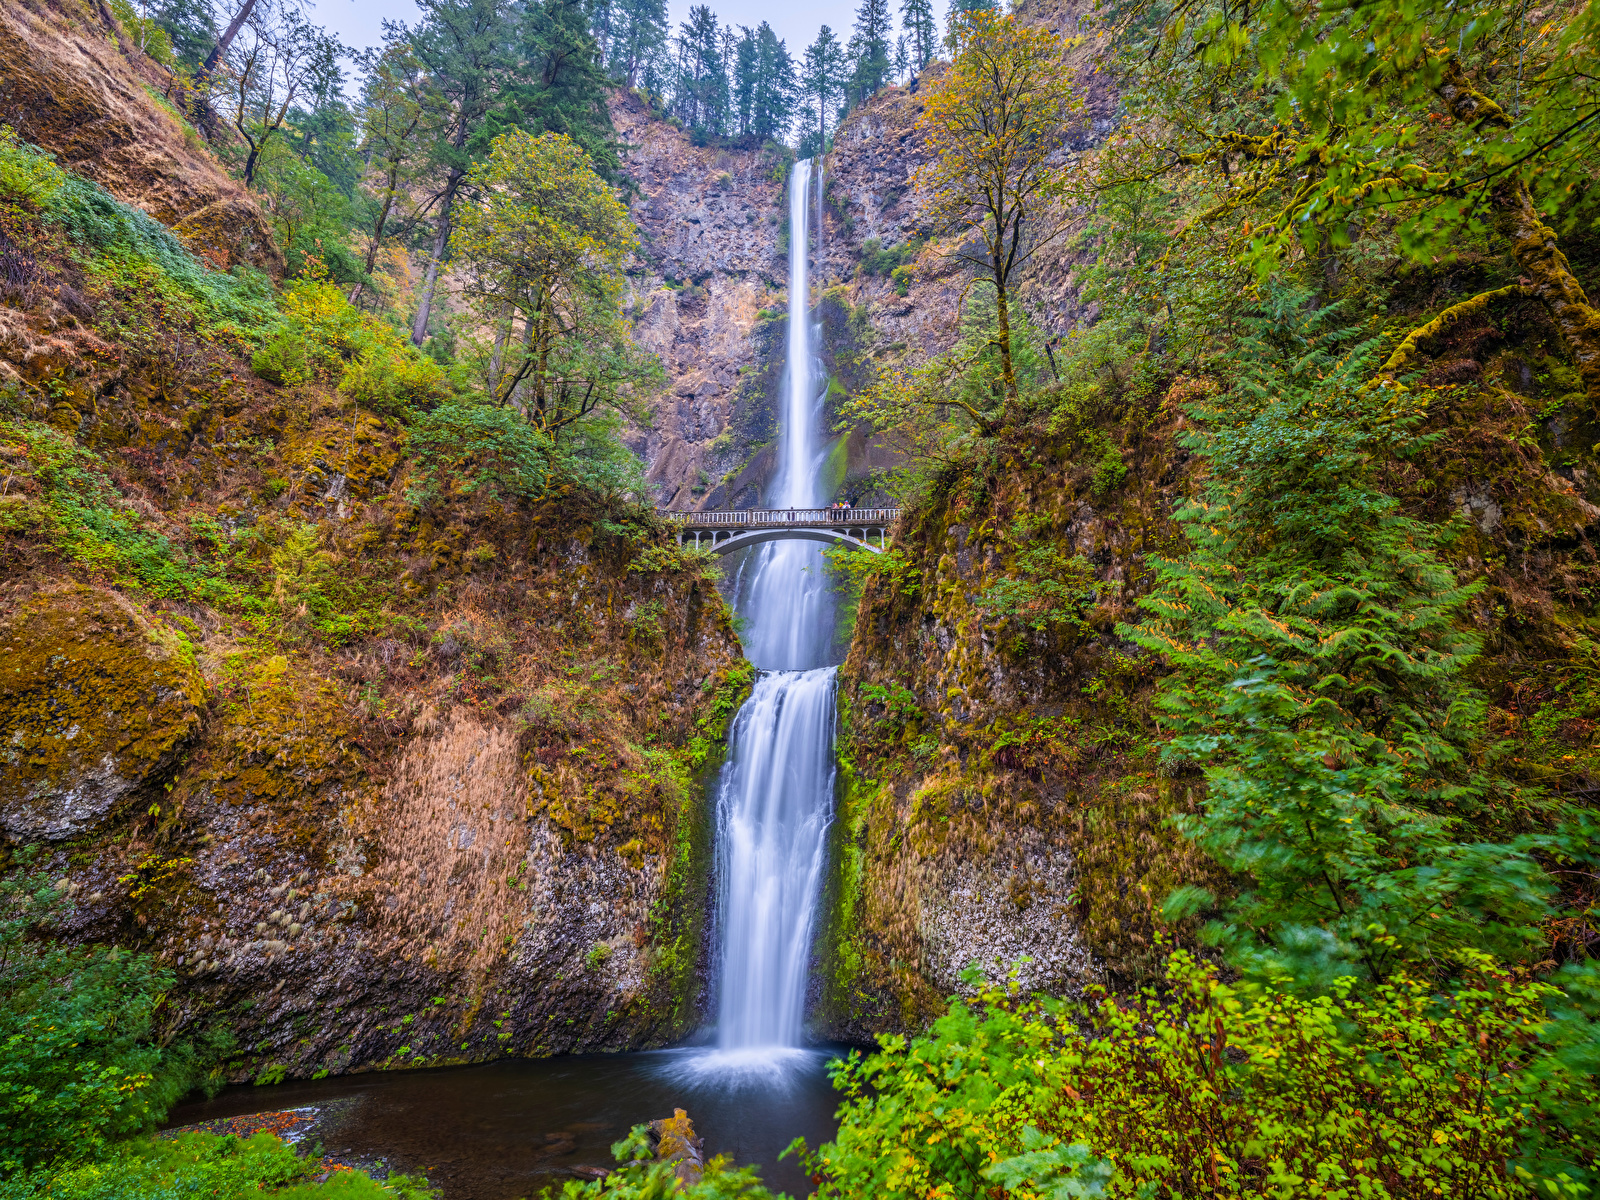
[0,586,204,839]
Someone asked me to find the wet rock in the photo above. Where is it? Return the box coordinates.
[648,1109,705,1187]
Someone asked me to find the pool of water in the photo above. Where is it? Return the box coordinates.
[165,1045,850,1199]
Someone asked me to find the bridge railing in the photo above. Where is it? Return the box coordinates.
[658,507,900,528]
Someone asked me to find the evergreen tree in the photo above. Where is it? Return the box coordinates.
[148,0,217,67]
[802,24,847,150]
[512,0,620,178]
[582,0,612,61]
[750,22,794,142]
[848,0,893,104]
[899,0,935,69]
[404,0,520,345]
[673,5,726,134]
[350,39,441,304]
[733,26,758,136]
[290,38,360,197]
[605,0,666,87]
[893,33,909,82]
[944,0,994,31]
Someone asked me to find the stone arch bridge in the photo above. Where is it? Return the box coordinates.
[660,508,899,556]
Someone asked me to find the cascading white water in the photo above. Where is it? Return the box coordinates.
[712,668,836,1050]
[706,158,839,1061]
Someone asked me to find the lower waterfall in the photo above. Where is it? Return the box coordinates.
[712,668,837,1052]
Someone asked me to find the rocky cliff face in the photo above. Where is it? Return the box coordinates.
[609,92,791,511]
[0,0,281,275]
[0,43,753,1077]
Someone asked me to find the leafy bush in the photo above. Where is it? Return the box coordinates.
[339,346,450,415]
[0,1131,435,1200]
[858,236,922,278]
[407,403,552,505]
[252,280,453,412]
[795,951,1595,1199]
[0,864,226,1173]
[0,127,66,210]
[974,520,1100,633]
[558,1126,776,1200]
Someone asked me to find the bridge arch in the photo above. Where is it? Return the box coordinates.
[662,507,899,557]
[681,526,887,556]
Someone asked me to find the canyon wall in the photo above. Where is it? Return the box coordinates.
[0,0,753,1083]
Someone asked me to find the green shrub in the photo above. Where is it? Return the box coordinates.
[889,264,912,296]
[0,127,66,210]
[0,1131,436,1200]
[558,1126,775,1200]
[0,863,226,1173]
[407,403,552,505]
[339,345,451,414]
[973,522,1099,633]
[252,280,456,413]
[858,236,923,279]
[796,951,1596,1199]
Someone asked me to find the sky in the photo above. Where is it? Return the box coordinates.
[308,0,867,67]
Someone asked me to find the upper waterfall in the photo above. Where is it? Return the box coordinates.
[728,159,836,672]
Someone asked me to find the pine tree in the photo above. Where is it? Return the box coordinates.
[605,0,666,87]
[582,0,612,61]
[802,24,847,150]
[944,0,994,28]
[148,0,217,67]
[848,0,893,103]
[750,22,794,141]
[899,0,935,69]
[733,26,757,136]
[893,33,909,81]
[512,0,620,179]
[673,5,726,134]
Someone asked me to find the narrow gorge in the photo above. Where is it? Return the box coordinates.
[3,0,1599,1192]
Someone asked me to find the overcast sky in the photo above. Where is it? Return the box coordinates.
[309,0,870,69]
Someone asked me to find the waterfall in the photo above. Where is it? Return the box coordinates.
[704,158,838,1062]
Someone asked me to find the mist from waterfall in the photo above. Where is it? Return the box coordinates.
[696,158,839,1069]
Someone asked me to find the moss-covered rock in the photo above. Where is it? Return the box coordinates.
[0,585,203,839]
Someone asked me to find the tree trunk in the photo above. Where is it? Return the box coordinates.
[411,175,461,347]
[351,186,398,304]
[197,0,258,82]
[994,272,1017,401]
[1503,180,1600,414]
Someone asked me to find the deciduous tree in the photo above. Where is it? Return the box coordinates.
[1109,0,1600,411]
[450,130,662,438]
[915,8,1079,401]
[404,0,519,346]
